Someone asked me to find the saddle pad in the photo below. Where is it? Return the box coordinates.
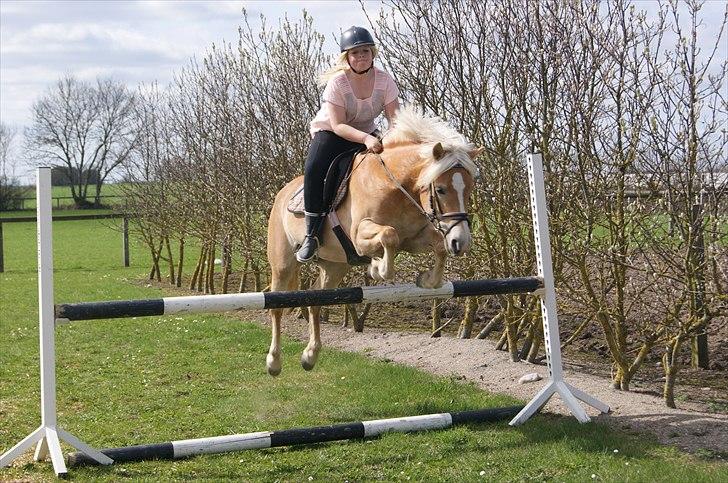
[287,182,349,215]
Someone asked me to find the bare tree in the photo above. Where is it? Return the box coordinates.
[370,0,726,406]
[25,75,136,207]
[0,122,17,179]
[641,0,728,407]
[0,122,28,210]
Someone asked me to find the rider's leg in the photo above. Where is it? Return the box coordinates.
[298,132,339,262]
[296,212,325,262]
[298,131,365,262]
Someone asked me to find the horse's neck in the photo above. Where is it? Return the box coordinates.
[358,150,424,195]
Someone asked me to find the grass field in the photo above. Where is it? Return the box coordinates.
[1,219,726,481]
[10,183,128,210]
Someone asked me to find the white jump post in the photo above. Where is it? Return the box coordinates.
[0,168,112,477]
[510,153,609,425]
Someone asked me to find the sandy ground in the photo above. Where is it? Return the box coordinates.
[256,312,728,456]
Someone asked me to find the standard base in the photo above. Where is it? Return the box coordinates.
[0,425,113,477]
[509,380,610,425]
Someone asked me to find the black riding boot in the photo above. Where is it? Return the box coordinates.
[296,213,325,263]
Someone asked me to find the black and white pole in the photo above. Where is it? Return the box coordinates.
[66,406,523,467]
[509,154,609,425]
[55,277,543,322]
[0,168,113,477]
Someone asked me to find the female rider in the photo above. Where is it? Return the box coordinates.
[297,26,400,262]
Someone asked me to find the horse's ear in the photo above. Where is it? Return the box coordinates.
[468,146,486,160]
[432,142,445,160]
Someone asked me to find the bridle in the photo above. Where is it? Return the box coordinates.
[427,179,471,238]
[370,152,471,239]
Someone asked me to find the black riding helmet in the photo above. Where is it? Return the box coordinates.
[340,26,375,52]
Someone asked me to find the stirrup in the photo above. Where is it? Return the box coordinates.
[296,235,320,263]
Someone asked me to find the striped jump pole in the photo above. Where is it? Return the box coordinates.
[55,277,543,322]
[66,406,523,467]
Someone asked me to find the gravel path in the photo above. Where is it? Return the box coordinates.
[257,313,728,456]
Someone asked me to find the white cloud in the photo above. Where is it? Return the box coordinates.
[0,0,386,128]
[2,22,187,59]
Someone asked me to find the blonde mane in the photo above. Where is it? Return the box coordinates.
[383,105,478,188]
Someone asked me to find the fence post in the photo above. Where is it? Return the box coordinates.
[122,216,129,267]
[0,222,4,273]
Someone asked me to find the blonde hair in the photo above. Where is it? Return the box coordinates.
[317,45,379,87]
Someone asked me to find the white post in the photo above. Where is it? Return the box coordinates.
[510,154,610,425]
[0,167,113,477]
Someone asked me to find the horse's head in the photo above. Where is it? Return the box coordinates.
[419,142,483,256]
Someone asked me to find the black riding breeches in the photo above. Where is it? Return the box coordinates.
[303,130,365,214]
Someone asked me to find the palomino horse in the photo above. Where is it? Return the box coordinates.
[265,106,482,376]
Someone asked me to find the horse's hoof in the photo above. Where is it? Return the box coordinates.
[266,354,281,377]
[416,271,443,289]
[369,263,383,281]
[368,264,376,280]
[380,268,395,281]
[301,350,318,371]
[367,263,379,280]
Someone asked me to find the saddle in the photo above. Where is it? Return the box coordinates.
[286,153,352,215]
[287,149,371,266]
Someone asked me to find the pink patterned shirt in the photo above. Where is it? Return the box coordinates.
[310,67,399,138]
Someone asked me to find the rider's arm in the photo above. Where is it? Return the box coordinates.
[384,99,399,129]
[327,103,377,146]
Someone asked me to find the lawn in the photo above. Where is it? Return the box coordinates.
[0,218,726,481]
[10,182,129,211]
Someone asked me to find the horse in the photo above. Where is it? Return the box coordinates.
[265,106,483,376]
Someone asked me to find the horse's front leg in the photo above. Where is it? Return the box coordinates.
[354,219,400,281]
[415,228,447,289]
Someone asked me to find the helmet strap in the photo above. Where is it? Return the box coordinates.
[349,62,373,75]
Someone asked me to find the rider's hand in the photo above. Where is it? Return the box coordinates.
[364,135,383,154]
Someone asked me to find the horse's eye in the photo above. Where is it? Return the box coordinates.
[436,187,446,195]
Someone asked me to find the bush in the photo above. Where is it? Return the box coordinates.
[0,176,29,211]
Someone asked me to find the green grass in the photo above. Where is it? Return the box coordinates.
[0,208,117,219]
[0,220,726,481]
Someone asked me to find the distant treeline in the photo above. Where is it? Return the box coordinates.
[51,167,100,186]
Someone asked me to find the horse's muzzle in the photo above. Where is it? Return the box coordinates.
[444,228,471,256]
[450,238,463,256]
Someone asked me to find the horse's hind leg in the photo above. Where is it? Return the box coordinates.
[267,300,292,377]
[267,221,301,377]
[301,261,350,371]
